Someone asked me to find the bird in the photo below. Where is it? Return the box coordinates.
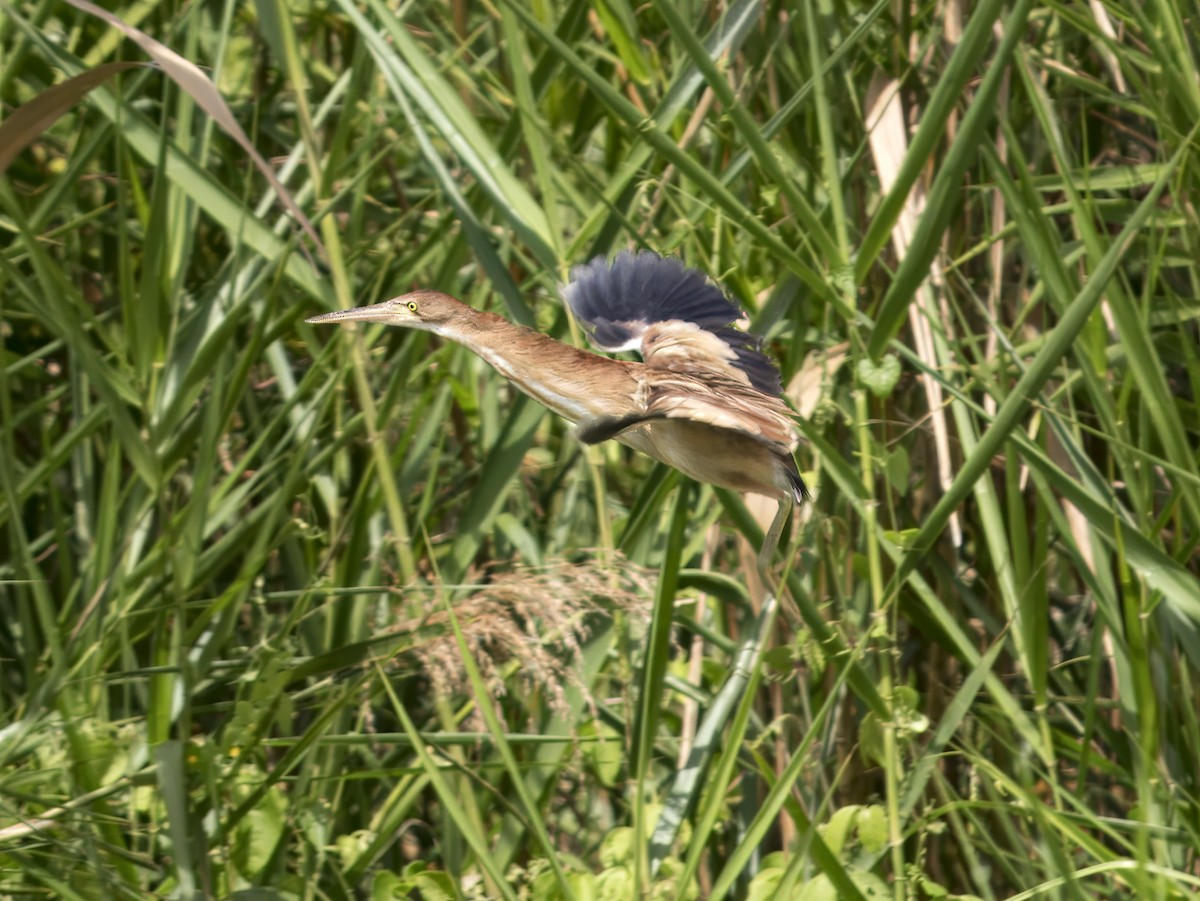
[307,250,807,591]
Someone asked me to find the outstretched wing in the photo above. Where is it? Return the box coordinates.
[562,250,782,395]
[563,251,797,454]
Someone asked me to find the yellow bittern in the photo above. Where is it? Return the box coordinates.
[308,250,807,585]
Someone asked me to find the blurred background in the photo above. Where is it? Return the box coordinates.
[2,0,1199,897]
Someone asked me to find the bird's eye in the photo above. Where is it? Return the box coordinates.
[407,301,418,313]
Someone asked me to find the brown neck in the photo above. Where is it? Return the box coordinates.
[434,311,637,423]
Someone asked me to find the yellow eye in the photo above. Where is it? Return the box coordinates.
[406,301,418,313]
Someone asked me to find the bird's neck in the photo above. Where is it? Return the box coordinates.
[435,311,634,424]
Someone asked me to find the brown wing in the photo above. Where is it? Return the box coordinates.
[641,367,799,455]
[564,252,799,454]
[563,250,785,394]
[633,319,795,454]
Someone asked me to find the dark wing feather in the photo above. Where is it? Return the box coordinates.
[711,326,784,396]
[563,250,738,345]
[563,251,783,395]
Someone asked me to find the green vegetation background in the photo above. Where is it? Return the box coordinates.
[2,0,1199,897]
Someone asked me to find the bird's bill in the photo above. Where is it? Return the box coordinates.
[305,303,395,325]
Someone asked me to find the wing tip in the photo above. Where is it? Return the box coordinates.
[792,468,811,505]
[562,250,741,334]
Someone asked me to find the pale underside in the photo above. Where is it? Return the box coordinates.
[613,417,801,502]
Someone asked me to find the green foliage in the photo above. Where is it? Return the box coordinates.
[855,355,901,399]
[3,0,1200,897]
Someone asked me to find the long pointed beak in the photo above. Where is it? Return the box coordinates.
[306,303,393,325]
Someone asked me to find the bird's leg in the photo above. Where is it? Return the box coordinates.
[756,500,791,598]
[757,499,803,625]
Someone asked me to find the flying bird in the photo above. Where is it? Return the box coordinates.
[307,250,806,583]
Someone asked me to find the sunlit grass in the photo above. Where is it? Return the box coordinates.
[2,0,1199,897]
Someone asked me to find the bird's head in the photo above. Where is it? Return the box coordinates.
[306,290,464,332]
